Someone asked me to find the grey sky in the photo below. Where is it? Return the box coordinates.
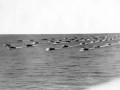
[0,0,120,34]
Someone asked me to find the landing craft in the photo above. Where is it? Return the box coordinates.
[17,40,24,42]
[95,40,100,43]
[79,48,89,51]
[50,38,55,40]
[45,47,56,51]
[25,44,35,47]
[107,43,112,46]
[58,39,62,41]
[65,40,71,43]
[48,40,54,43]
[73,36,77,39]
[104,43,110,47]
[79,42,86,45]
[7,46,17,50]
[86,38,90,40]
[75,39,79,42]
[3,43,11,47]
[94,45,101,48]
[28,39,35,42]
[80,39,85,41]
[100,43,111,47]
[69,38,76,41]
[52,41,61,44]
[79,48,85,51]
[83,48,89,51]
[90,41,94,43]
[32,41,40,44]
[110,38,114,40]
[63,37,68,40]
[82,42,87,45]
[41,38,48,40]
[61,45,69,48]
[99,39,103,42]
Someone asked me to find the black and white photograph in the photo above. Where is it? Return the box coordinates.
[0,0,120,90]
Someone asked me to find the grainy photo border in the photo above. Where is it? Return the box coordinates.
[0,0,120,90]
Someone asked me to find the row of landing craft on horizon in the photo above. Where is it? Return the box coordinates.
[2,35,120,51]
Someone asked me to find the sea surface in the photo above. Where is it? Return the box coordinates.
[0,34,120,90]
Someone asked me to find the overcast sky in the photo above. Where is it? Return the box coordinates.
[0,0,120,34]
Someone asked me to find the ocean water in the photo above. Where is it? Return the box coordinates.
[0,34,120,90]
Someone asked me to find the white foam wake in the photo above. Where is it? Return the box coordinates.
[86,77,120,90]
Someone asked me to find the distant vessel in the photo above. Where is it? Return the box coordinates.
[79,48,89,51]
[3,43,12,47]
[25,44,35,47]
[7,46,17,49]
[45,47,56,51]
[61,45,69,48]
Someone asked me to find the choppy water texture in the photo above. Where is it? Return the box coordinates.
[0,34,120,90]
